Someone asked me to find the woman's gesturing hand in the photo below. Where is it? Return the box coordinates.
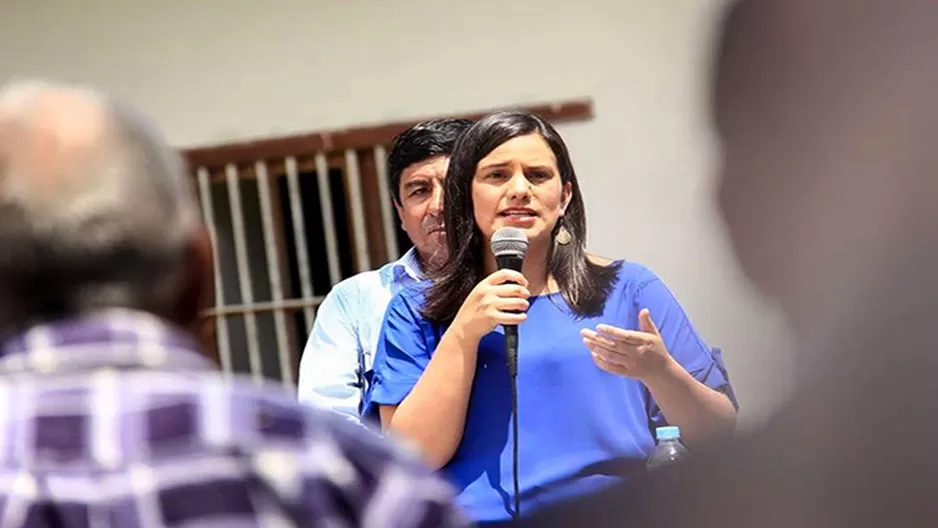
[581,308,674,382]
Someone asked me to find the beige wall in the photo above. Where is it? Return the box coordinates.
[0,0,794,426]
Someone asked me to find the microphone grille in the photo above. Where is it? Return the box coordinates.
[491,227,529,257]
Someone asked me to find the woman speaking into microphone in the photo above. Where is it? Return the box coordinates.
[363,111,738,523]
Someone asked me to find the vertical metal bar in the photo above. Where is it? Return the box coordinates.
[255,160,295,389]
[313,153,342,288]
[344,148,370,272]
[196,167,233,375]
[373,145,400,261]
[225,164,263,384]
[285,157,317,329]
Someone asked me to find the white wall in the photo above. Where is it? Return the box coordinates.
[0,0,794,426]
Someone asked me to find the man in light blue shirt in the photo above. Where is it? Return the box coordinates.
[298,118,473,420]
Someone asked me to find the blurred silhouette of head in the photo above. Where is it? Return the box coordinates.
[0,80,212,341]
[713,0,938,342]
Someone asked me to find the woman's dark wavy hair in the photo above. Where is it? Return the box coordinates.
[421,110,621,323]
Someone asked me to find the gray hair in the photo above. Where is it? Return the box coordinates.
[0,80,202,334]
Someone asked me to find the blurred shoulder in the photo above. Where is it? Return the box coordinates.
[177,373,466,523]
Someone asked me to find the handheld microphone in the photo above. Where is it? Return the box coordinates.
[490,226,528,521]
[490,227,528,377]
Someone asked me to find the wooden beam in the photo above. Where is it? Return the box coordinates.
[180,98,594,169]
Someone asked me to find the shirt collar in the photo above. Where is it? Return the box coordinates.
[390,247,426,283]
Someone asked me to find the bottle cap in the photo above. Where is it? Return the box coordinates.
[656,426,681,441]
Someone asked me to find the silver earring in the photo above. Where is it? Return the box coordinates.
[556,225,572,245]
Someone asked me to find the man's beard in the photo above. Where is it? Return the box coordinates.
[419,215,447,272]
[420,240,448,273]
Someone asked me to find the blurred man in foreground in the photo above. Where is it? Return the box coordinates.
[0,79,467,527]
[520,0,938,525]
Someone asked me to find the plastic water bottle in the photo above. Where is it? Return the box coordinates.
[646,426,689,470]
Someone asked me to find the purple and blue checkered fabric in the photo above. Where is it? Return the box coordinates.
[0,309,468,527]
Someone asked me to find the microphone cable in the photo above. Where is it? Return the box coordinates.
[507,332,520,521]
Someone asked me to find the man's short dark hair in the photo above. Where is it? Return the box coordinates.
[387,118,473,205]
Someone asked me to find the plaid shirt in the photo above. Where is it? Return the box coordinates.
[0,309,468,528]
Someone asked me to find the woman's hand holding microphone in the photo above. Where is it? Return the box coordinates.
[451,269,530,342]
